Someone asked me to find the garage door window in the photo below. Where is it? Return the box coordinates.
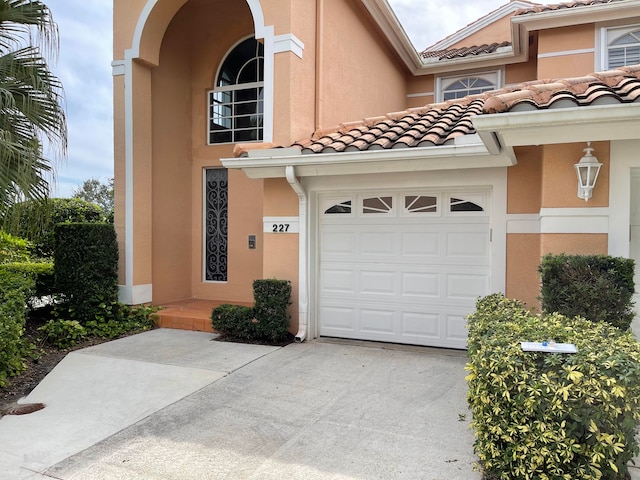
[405,195,438,214]
[363,196,393,214]
[324,199,352,214]
[449,194,486,213]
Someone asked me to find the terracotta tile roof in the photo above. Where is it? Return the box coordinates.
[287,65,640,155]
[421,42,512,61]
[484,64,640,112]
[515,0,627,15]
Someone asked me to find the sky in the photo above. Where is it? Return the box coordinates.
[44,0,506,198]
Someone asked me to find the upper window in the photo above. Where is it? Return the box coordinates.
[208,38,264,144]
[606,27,640,69]
[437,71,500,102]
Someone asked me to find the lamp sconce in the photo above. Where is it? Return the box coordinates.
[574,142,602,202]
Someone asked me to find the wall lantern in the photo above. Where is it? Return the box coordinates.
[574,142,602,202]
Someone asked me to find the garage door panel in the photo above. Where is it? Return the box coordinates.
[360,270,396,295]
[322,231,357,255]
[445,313,471,346]
[360,309,396,335]
[401,232,441,257]
[446,273,490,300]
[445,232,490,261]
[320,305,357,333]
[400,311,440,339]
[401,272,440,298]
[359,232,395,255]
[321,268,355,294]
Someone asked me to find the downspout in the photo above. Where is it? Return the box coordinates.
[286,165,309,342]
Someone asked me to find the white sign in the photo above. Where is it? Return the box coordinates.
[263,216,299,233]
[521,342,578,354]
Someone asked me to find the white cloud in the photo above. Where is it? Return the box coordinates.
[41,0,507,197]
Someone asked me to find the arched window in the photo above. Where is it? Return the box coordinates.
[443,77,494,100]
[209,37,264,144]
[608,29,640,69]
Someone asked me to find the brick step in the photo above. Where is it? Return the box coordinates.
[155,299,252,333]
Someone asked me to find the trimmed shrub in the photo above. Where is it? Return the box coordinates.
[5,198,105,258]
[54,223,119,323]
[0,261,55,299]
[539,253,635,330]
[0,269,34,387]
[253,279,291,342]
[0,231,31,263]
[466,294,640,480]
[211,304,256,340]
[211,279,292,342]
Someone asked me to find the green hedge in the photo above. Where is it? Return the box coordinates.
[5,198,105,258]
[54,223,119,322]
[0,269,34,387]
[0,231,31,263]
[211,304,256,340]
[211,279,291,342]
[539,254,636,330]
[466,294,640,480]
[0,261,55,299]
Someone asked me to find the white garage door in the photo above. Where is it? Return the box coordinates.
[318,191,491,349]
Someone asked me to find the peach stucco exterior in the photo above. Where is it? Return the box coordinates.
[113,0,640,343]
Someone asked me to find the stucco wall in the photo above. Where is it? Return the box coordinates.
[541,142,609,208]
[537,24,595,79]
[317,0,407,128]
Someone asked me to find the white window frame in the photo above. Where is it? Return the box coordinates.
[598,24,640,70]
[208,36,264,145]
[436,70,502,102]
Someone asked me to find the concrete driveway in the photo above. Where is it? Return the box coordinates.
[0,329,480,479]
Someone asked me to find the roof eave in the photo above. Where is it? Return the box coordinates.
[472,103,640,147]
[359,0,423,74]
[415,48,528,75]
[511,0,640,32]
[221,139,516,179]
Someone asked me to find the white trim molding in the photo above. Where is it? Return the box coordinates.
[609,139,640,257]
[111,60,125,76]
[407,91,434,98]
[507,214,540,234]
[538,48,595,59]
[118,284,153,305]
[274,33,304,58]
[539,207,610,234]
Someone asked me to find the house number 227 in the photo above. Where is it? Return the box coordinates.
[272,224,290,233]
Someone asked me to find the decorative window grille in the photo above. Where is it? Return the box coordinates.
[443,77,494,100]
[405,195,438,213]
[204,169,228,282]
[209,37,264,144]
[437,71,500,102]
[363,196,393,214]
[608,29,640,69]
